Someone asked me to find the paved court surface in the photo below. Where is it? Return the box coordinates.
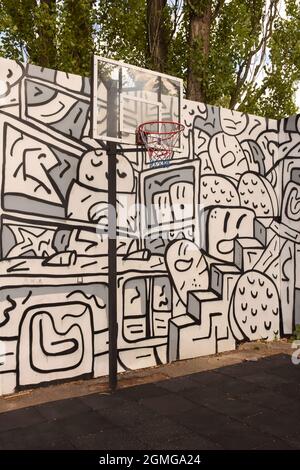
[0,353,299,450]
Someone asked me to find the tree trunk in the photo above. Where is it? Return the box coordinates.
[146,0,168,72]
[186,1,212,102]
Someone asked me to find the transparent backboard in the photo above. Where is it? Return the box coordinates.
[92,56,183,148]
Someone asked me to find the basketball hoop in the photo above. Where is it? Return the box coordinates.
[138,121,184,168]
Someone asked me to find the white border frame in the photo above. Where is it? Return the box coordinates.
[92,55,183,149]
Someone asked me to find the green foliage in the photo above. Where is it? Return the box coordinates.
[0,0,299,118]
[293,324,300,340]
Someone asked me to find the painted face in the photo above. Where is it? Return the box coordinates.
[206,207,255,262]
[209,133,249,179]
[166,239,209,306]
[238,172,278,217]
[220,108,248,136]
[200,175,240,207]
[230,271,280,341]
[0,58,24,97]
[78,150,134,192]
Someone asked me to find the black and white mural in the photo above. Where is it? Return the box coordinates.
[0,56,299,395]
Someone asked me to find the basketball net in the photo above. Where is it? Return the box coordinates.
[138,121,184,168]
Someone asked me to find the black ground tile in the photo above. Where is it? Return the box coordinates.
[180,385,229,406]
[239,372,295,388]
[245,409,300,441]
[125,414,193,447]
[54,410,113,439]
[242,389,300,414]
[189,370,235,387]
[209,421,295,450]
[118,383,170,401]
[262,354,293,366]
[72,427,147,450]
[0,406,45,433]
[0,422,75,450]
[37,397,92,421]
[79,393,129,411]
[171,405,233,437]
[216,377,265,396]
[96,399,157,429]
[139,393,195,416]
[217,361,273,378]
[271,382,300,401]
[189,370,265,396]
[154,434,223,450]
[156,375,203,393]
[194,394,263,420]
[266,365,300,383]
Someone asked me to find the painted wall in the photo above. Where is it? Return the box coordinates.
[0,57,299,395]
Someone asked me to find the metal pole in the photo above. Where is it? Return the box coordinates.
[107,141,117,392]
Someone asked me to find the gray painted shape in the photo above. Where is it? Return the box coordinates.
[4,195,65,218]
[51,101,89,139]
[194,104,222,136]
[25,79,57,106]
[26,64,56,82]
[49,148,79,199]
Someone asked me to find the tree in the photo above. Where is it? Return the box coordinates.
[0,0,299,119]
[146,0,169,72]
[58,0,96,76]
[186,0,213,102]
[0,0,57,67]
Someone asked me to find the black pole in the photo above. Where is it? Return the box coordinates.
[107,141,118,392]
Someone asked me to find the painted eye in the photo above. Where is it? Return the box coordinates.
[239,287,245,295]
[258,279,265,287]
[247,276,255,285]
[241,302,248,311]
[175,258,193,272]
[272,308,279,316]
[262,304,268,311]
[251,308,257,316]
[251,290,258,298]
[242,316,247,324]
[250,325,257,333]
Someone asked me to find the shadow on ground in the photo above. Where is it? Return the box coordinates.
[0,354,299,450]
